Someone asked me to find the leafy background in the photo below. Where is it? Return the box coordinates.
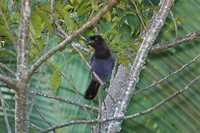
[0,0,200,133]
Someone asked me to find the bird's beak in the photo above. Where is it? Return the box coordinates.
[86,37,95,46]
[87,40,95,45]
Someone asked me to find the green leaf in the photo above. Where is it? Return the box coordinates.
[38,11,53,33]
[0,49,16,57]
[77,5,91,17]
[49,70,61,90]
[29,39,45,63]
[65,4,74,10]
[100,22,113,33]
[112,16,119,22]
[30,13,43,38]
[47,59,62,90]
[0,25,14,42]
[0,1,8,13]
[91,0,98,10]
[120,13,140,34]
[149,6,160,12]
[131,44,139,52]
[56,3,74,33]
[103,11,111,22]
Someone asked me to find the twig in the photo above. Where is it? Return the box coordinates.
[122,75,200,120]
[0,88,43,132]
[170,11,178,37]
[42,74,200,133]
[97,85,104,132]
[30,91,98,111]
[58,30,200,63]
[151,31,200,52]
[132,1,146,28]
[0,63,15,76]
[33,106,56,133]
[64,62,95,119]
[30,123,43,132]
[27,32,50,121]
[134,51,200,95]
[0,90,11,133]
[147,0,154,5]
[56,27,89,53]
[28,0,118,79]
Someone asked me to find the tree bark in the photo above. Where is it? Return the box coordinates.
[15,86,29,133]
[15,0,31,132]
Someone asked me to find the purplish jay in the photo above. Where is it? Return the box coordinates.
[85,35,115,100]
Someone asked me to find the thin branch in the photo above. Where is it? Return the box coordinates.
[147,0,154,5]
[30,91,98,111]
[120,74,200,120]
[97,85,104,132]
[0,90,11,133]
[0,74,17,90]
[170,11,178,37]
[42,75,200,133]
[30,123,43,132]
[27,0,118,80]
[0,89,42,132]
[0,63,15,76]
[151,31,200,52]
[132,1,146,28]
[28,31,50,120]
[56,27,89,53]
[134,51,200,95]
[33,106,56,133]
[59,51,94,122]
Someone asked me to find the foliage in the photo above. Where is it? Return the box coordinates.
[0,0,200,132]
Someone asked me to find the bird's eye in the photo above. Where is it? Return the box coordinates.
[94,37,98,41]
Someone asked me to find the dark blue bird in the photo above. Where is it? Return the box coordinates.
[85,35,115,100]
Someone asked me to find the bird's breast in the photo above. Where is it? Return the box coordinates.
[91,55,115,81]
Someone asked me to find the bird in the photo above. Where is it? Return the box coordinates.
[85,35,115,100]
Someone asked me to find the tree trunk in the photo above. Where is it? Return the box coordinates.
[15,0,31,132]
[15,86,29,133]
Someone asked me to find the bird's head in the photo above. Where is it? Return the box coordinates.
[86,35,105,48]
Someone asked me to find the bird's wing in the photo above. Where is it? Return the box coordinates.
[91,53,94,63]
[111,53,116,68]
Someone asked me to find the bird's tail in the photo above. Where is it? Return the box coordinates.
[85,79,100,100]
